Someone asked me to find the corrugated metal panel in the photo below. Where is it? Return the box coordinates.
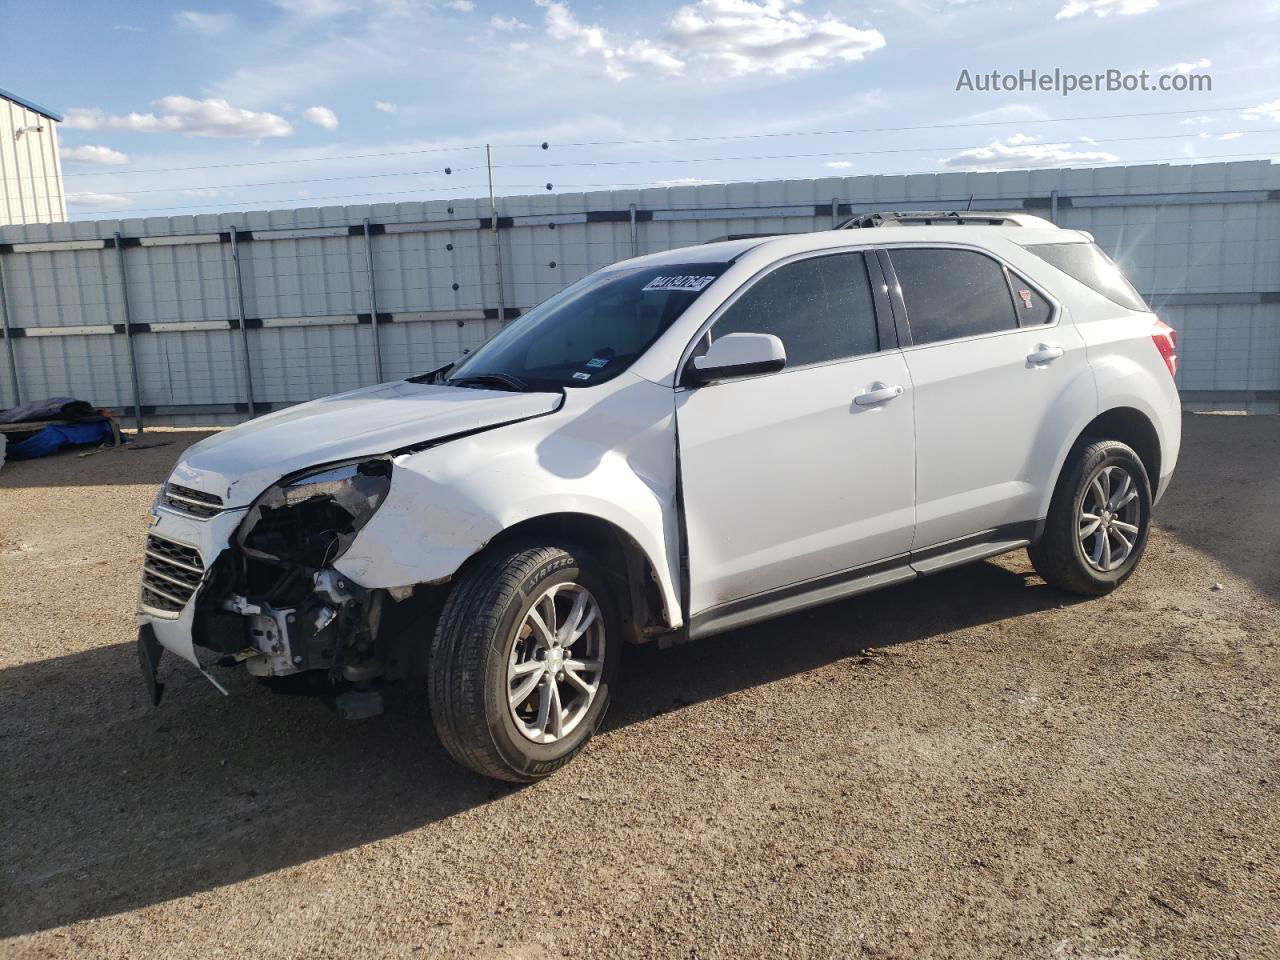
[0,95,67,226]
[0,160,1276,422]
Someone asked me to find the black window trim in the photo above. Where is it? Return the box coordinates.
[879,242,1061,350]
[676,246,900,388]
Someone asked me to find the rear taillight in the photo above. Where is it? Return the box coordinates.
[1151,320,1177,378]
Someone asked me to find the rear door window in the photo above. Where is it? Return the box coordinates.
[888,248,1019,345]
[711,252,879,367]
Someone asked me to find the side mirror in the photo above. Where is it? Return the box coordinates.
[685,332,787,385]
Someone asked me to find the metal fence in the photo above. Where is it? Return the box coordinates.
[1,159,1277,426]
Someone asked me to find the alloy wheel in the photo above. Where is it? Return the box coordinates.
[1079,464,1142,572]
[507,581,606,744]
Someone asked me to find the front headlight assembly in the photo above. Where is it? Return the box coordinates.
[238,457,393,569]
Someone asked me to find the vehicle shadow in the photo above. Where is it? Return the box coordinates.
[1,558,1072,938]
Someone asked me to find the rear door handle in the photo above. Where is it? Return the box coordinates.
[854,382,904,406]
[1027,343,1064,364]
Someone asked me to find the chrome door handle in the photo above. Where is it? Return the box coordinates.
[1027,343,1064,364]
[854,382,904,406]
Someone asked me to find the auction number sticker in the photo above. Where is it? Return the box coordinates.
[642,275,717,292]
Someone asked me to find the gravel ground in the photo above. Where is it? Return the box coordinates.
[2,414,1277,960]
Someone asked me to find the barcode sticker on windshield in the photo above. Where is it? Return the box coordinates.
[643,275,717,292]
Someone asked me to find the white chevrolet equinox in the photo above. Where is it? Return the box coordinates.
[140,211,1181,782]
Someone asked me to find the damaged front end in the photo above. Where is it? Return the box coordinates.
[190,457,408,714]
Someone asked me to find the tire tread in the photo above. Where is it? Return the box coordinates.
[1029,438,1150,596]
[429,545,576,783]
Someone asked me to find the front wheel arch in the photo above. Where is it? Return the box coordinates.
[467,512,669,645]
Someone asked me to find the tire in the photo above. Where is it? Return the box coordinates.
[428,544,620,782]
[1029,439,1153,596]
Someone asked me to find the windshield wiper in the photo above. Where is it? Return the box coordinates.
[446,372,531,392]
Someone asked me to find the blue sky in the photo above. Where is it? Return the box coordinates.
[4,0,1278,220]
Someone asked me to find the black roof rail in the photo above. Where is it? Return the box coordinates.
[837,210,1031,229]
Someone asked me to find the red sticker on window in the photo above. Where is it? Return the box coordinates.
[1018,289,1033,308]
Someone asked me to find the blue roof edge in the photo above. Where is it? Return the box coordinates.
[0,87,64,123]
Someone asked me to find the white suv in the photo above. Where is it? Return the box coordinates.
[139,211,1181,782]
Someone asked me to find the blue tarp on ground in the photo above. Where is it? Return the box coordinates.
[6,421,115,459]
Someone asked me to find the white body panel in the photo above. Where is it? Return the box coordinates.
[677,351,915,614]
[904,317,1094,548]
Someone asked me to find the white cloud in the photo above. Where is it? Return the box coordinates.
[112,24,144,31]
[273,0,354,16]
[1056,0,1157,19]
[64,96,293,139]
[943,137,1120,170]
[1158,56,1209,74]
[1217,130,1245,140]
[1179,115,1214,125]
[1242,99,1280,122]
[61,144,131,166]
[303,105,339,129]
[666,0,887,75]
[510,41,531,51]
[490,14,530,30]
[374,101,398,113]
[826,161,854,168]
[655,177,721,187]
[535,0,685,80]
[445,0,474,9]
[533,0,884,81]
[1004,132,1040,145]
[66,191,132,209]
[175,10,236,33]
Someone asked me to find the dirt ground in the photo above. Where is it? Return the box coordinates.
[1,414,1277,960]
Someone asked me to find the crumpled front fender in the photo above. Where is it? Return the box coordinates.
[333,375,684,629]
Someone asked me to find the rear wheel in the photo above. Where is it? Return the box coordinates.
[1029,439,1152,596]
[428,544,619,782]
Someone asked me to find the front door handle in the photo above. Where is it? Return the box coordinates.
[1027,343,1065,364]
[854,382,904,406]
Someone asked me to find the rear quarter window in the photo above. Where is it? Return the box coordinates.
[1024,242,1149,313]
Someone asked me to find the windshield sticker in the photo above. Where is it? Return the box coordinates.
[1018,289,1034,308]
[572,371,592,381]
[643,275,717,293]
[585,357,609,369]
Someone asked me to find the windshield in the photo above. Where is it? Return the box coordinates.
[445,262,730,390]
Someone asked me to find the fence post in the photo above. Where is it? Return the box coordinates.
[362,217,384,382]
[227,226,256,418]
[0,253,21,407]
[629,203,638,257]
[113,232,145,434]
[831,197,841,229]
[486,144,507,324]
[1050,189,1059,224]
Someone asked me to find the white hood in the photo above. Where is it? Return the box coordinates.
[170,381,562,507]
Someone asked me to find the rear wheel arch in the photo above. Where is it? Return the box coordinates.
[1072,406,1161,489]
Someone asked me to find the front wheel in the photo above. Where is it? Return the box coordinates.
[1029,439,1153,596]
[428,544,620,782]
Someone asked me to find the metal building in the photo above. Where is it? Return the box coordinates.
[0,88,66,227]
[0,159,1276,425]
